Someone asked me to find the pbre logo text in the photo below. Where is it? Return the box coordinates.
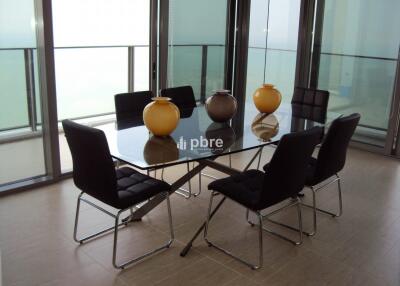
[177,136,223,150]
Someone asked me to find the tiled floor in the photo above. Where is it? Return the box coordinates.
[1,147,400,285]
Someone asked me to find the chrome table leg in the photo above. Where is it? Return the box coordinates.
[180,195,226,257]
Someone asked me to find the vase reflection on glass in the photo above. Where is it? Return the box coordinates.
[251,113,279,142]
[205,122,236,154]
[143,97,180,136]
[143,135,179,164]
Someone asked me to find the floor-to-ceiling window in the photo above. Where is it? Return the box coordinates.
[52,0,151,172]
[245,0,301,103]
[164,0,228,101]
[0,0,47,186]
[311,0,400,148]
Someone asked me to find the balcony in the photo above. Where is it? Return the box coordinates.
[0,44,393,185]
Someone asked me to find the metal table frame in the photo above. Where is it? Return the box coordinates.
[117,146,264,257]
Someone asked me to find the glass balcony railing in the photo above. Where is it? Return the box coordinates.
[0,44,225,137]
[1,45,395,144]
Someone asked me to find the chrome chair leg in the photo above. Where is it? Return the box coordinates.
[112,192,173,269]
[260,198,304,245]
[256,212,264,270]
[241,146,265,173]
[166,192,175,240]
[175,162,193,199]
[198,164,202,197]
[192,162,202,197]
[296,201,303,243]
[203,191,263,270]
[73,192,83,243]
[300,174,343,236]
[246,208,253,226]
[337,176,343,216]
[311,187,317,236]
[256,147,263,170]
[74,192,126,244]
[187,162,192,195]
[74,192,174,269]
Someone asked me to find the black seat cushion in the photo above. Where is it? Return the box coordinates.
[63,119,171,210]
[208,170,265,210]
[211,127,322,211]
[113,167,171,209]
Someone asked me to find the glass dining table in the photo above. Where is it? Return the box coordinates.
[99,102,335,256]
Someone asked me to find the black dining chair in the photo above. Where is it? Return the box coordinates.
[114,91,153,122]
[114,91,152,171]
[265,113,360,236]
[253,86,330,171]
[160,86,198,199]
[291,86,330,124]
[62,119,174,269]
[160,85,197,110]
[301,113,360,235]
[204,126,323,270]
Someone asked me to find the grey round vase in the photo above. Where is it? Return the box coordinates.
[205,90,237,123]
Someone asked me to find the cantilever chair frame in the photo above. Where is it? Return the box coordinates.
[73,191,174,269]
[160,161,196,199]
[265,173,342,236]
[114,90,194,200]
[262,112,359,237]
[250,87,331,170]
[262,174,342,237]
[301,174,342,235]
[204,191,303,270]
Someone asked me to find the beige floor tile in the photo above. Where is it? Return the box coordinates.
[223,275,260,286]
[2,148,400,285]
[39,264,127,286]
[154,257,239,286]
[119,242,204,286]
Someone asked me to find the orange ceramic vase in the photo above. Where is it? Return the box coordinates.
[253,84,282,114]
[143,97,180,136]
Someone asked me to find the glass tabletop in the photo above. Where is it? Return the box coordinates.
[100,103,336,170]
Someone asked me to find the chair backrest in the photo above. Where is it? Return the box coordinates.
[160,86,197,109]
[62,120,118,203]
[114,91,153,121]
[313,113,360,183]
[261,127,323,207]
[291,87,330,124]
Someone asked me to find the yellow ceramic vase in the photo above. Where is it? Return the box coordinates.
[143,97,180,136]
[253,84,282,114]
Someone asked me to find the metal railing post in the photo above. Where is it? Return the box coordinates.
[24,48,38,132]
[200,45,208,103]
[128,46,135,92]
